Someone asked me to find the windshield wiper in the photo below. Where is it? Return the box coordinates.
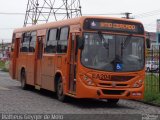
[98,31,109,49]
[121,34,132,57]
[121,34,132,49]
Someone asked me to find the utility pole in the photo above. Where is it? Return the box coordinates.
[24,0,82,27]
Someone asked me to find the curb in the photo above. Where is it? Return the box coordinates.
[132,100,160,107]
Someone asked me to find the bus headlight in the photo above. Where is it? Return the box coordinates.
[133,80,143,88]
[139,80,143,84]
[82,75,95,86]
[133,83,140,88]
[86,79,95,86]
[84,76,88,80]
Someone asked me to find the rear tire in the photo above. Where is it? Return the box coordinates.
[56,77,67,102]
[21,70,28,90]
[107,99,119,105]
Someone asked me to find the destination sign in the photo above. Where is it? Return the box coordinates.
[83,18,144,34]
[100,22,136,30]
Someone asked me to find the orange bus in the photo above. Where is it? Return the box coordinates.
[9,16,147,104]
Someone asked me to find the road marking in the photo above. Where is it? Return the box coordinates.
[0,86,10,90]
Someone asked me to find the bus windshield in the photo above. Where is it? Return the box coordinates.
[81,32,144,72]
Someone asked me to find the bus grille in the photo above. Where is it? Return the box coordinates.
[102,90,125,95]
[110,76,134,82]
[99,83,128,87]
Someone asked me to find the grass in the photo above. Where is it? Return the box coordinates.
[0,60,9,72]
[0,61,5,69]
[144,74,160,105]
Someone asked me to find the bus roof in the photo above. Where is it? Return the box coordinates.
[14,16,143,33]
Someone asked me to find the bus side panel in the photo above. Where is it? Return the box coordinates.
[54,55,68,94]
[17,53,27,81]
[9,51,15,79]
[26,54,35,86]
[41,55,56,91]
[9,38,20,79]
[15,57,20,80]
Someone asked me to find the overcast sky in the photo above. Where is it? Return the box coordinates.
[0,0,160,42]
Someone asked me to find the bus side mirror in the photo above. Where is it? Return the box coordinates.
[146,38,150,49]
[76,35,84,50]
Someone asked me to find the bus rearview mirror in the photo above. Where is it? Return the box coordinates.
[76,35,84,50]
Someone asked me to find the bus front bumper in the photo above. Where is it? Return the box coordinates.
[76,79,144,100]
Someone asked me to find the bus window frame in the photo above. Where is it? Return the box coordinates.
[20,32,31,53]
[29,31,37,53]
[45,28,59,54]
[57,26,70,54]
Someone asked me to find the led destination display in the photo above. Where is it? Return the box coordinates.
[83,18,144,34]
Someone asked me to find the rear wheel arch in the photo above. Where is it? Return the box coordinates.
[20,67,28,89]
[54,72,62,92]
[19,67,25,81]
[21,67,25,74]
[54,72,68,102]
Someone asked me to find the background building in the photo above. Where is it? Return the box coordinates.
[0,42,11,61]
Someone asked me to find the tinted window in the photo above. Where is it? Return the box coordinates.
[45,28,58,53]
[20,32,30,52]
[57,27,69,53]
[49,29,57,40]
[29,31,36,52]
[81,33,144,72]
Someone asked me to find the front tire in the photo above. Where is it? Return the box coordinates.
[56,77,67,102]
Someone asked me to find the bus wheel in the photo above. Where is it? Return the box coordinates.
[21,70,27,90]
[57,77,67,102]
[107,99,119,105]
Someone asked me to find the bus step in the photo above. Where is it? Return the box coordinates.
[35,85,41,90]
[68,91,76,95]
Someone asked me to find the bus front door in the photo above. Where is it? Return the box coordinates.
[68,33,78,94]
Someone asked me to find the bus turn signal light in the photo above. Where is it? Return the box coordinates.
[133,80,143,88]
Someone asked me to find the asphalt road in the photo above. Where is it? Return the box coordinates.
[0,71,160,120]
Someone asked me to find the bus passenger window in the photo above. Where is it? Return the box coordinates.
[20,32,30,52]
[57,27,69,53]
[29,31,36,52]
[45,28,58,53]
